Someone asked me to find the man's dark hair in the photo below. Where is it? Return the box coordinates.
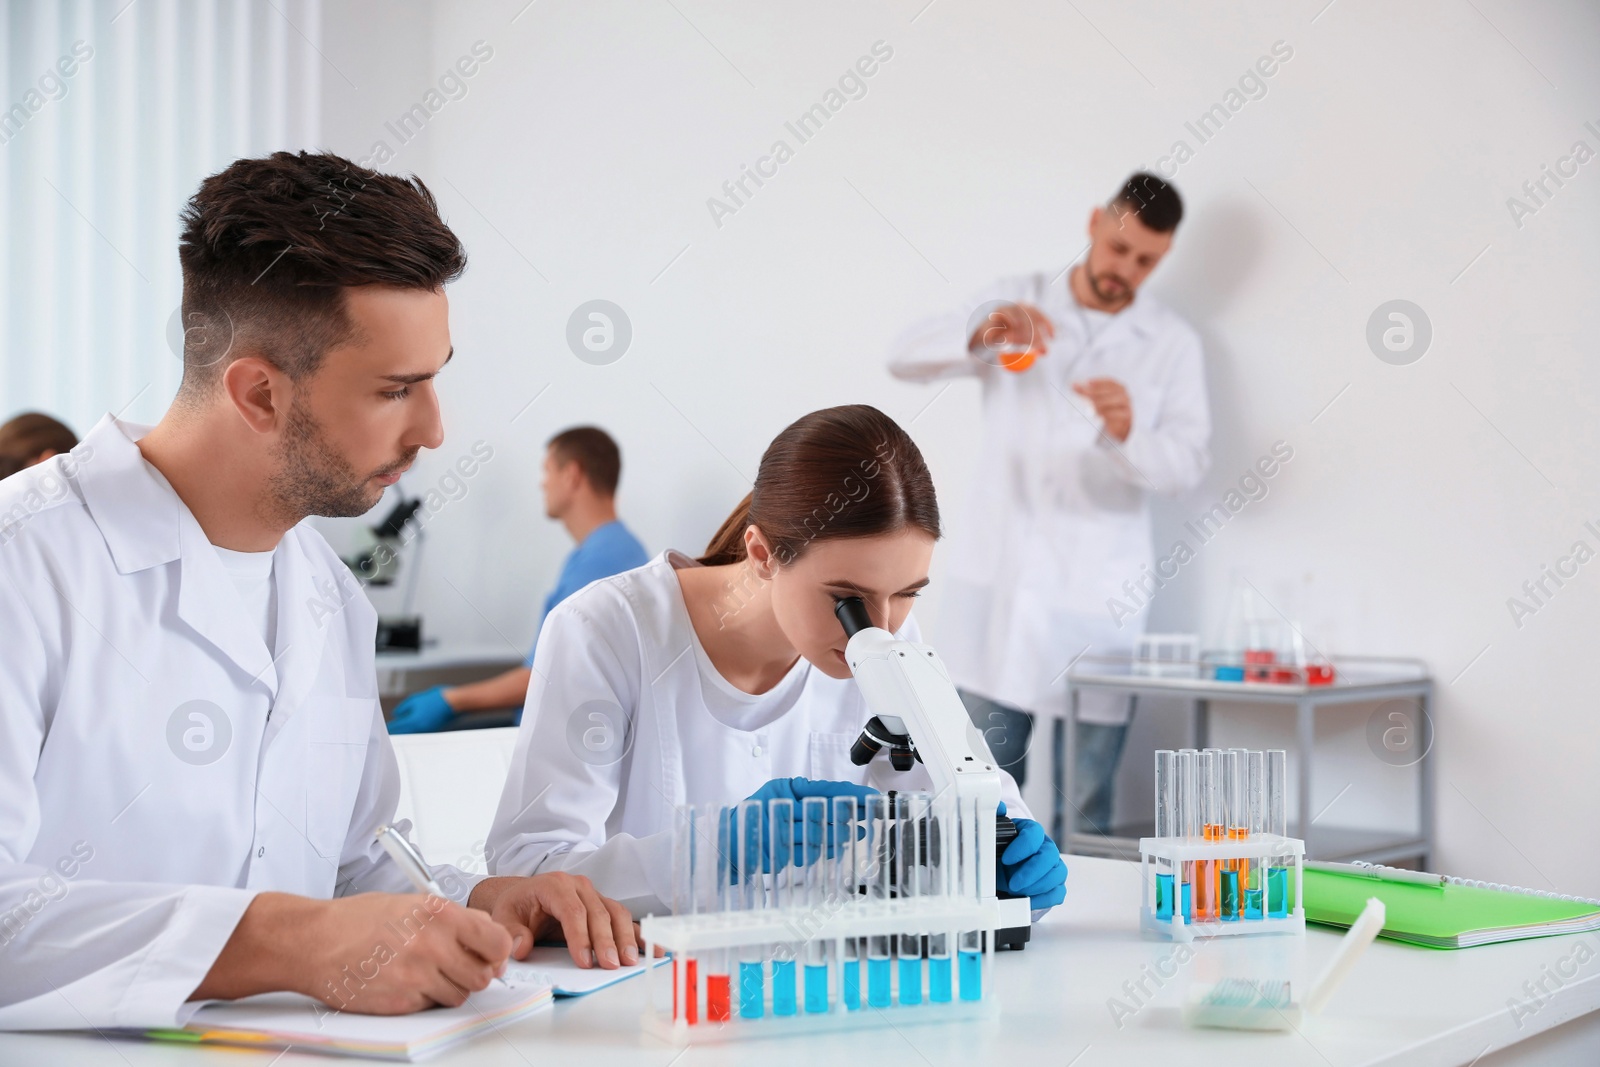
[175,150,466,398]
[548,427,622,497]
[1110,171,1184,233]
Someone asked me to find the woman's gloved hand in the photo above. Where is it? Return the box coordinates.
[996,801,1067,909]
[737,777,879,872]
[386,686,457,734]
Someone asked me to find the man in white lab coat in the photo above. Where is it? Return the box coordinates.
[888,173,1211,841]
[0,152,637,1031]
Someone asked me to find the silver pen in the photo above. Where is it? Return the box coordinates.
[1305,859,1444,888]
[374,824,447,897]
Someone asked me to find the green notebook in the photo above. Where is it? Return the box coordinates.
[1303,863,1600,949]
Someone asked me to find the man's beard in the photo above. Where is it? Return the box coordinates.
[267,398,413,521]
[1087,267,1131,305]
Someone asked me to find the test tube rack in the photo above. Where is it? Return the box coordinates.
[640,791,1004,1043]
[1137,833,1305,943]
[1143,748,1306,943]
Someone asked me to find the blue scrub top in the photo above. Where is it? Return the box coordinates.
[523,520,649,669]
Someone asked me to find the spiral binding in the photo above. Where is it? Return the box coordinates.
[1346,860,1600,908]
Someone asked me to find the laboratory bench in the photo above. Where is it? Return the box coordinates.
[375,642,526,722]
[1061,655,1435,870]
[4,855,1593,1066]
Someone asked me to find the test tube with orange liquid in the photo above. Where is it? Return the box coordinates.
[1198,750,1223,919]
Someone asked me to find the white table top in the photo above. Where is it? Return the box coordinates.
[6,856,1596,1066]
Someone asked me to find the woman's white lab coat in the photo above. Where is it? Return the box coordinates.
[486,551,1031,917]
[0,416,461,1030]
[889,273,1211,724]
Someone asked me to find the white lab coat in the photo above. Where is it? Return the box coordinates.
[487,550,1031,917]
[0,415,473,1031]
[889,273,1211,724]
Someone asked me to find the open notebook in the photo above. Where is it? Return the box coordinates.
[130,950,659,1061]
[1303,861,1600,949]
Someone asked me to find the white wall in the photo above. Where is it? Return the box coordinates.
[315,0,1600,895]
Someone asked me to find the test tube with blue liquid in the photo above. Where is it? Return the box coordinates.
[865,794,893,1008]
[801,796,830,1013]
[1177,748,1198,921]
[1154,750,1176,920]
[1266,750,1289,918]
[736,798,766,1018]
[896,793,924,1006]
[832,795,862,1011]
[768,798,798,1016]
[926,796,953,1003]
[957,793,983,1001]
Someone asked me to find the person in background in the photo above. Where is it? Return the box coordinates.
[0,412,77,480]
[387,426,649,733]
[888,172,1211,840]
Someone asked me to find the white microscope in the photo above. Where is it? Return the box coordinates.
[833,595,1035,949]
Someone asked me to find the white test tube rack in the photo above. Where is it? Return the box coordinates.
[1138,833,1306,943]
[639,792,1005,1043]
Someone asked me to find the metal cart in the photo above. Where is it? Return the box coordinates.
[1060,654,1433,868]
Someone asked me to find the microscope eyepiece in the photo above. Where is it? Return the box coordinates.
[833,595,873,638]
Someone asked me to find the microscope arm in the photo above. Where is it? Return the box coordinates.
[836,599,1003,900]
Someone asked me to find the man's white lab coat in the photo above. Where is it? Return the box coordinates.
[889,272,1211,724]
[0,416,473,1030]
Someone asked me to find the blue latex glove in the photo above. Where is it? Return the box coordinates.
[739,777,879,873]
[387,686,456,734]
[996,801,1067,909]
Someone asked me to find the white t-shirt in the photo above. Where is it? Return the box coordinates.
[212,544,277,655]
[487,549,1030,916]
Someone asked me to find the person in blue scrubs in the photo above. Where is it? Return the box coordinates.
[387,426,649,732]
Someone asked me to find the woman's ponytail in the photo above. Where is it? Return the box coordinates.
[697,491,754,566]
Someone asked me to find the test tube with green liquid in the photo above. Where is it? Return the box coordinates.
[1245,751,1265,919]
[1219,750,1243,920]
[1266,750,1289,918]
